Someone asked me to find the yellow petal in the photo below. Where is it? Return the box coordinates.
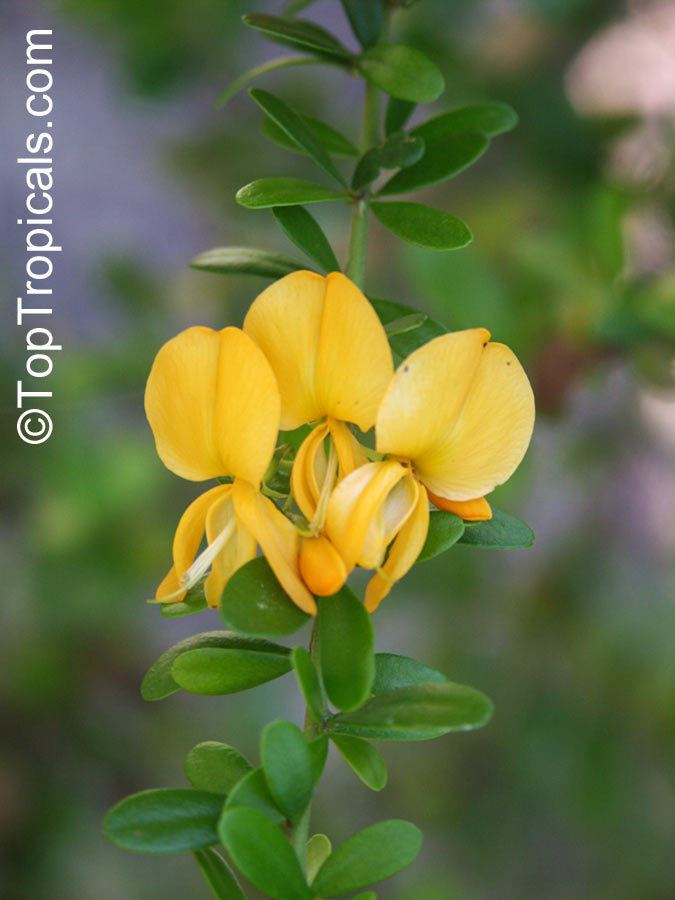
[243,271,326,430]
[214,327,281,486]
[232,479,317,615]
[156,566,183,602]
[360,470,419,569]
[145,327,280,485]
[316,273,393,432]
[299,534,347,597]
[145,326,225,481]
[416,342,535,500]
[365,479,430,613]
[376,328,490,465]
[172,484,231,576]
[427,491,492,522]
[291,422,330,521]
[204,489,256,608]
[327,418,368,477]
[325,460,408,571]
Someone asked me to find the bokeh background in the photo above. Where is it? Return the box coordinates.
[1,0,674,898]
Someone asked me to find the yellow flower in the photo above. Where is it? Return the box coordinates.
[325,328,535,612]
[244,270,394,596]
[145,325,315,614]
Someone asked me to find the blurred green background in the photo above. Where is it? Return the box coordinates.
[1,1,674,898]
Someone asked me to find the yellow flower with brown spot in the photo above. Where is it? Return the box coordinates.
[243,270,394,596]
[325,328,535,612]
[145,325,315,614]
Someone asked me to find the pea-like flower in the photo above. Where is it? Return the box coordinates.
[325,328,535,612]
[243,270,393,596]
[145,325,314,613]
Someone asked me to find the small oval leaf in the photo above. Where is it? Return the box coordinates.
[184,742,252,796]
[171,647,292,696]
[311,819,422,896]
[459,507,534,549]
[220,557,310,638]
[190,247,307,279]
[370,296,446,362]
[419,510,465,561]
[225,768,285,825]
[380,131,488,196]
[237,178,345,209]
[416,102,519,139]
[341,0,383,49]
[104,789,222,854]
[261,720,315,821]
[329,681,493,741]
[273,206,340,272]
[242,13,352,62]
[373,653,447,694]
[219,807,313,900]
[331,734,388,791]
[262,113,359,158]
[371,201,472,251]
[292,646,326,722]
[317,588,375,712]
[357,44,444,103]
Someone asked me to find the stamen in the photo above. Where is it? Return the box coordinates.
[179,516,236,591]
[308,437,338,536]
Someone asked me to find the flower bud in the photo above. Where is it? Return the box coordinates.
[299,534,347,597]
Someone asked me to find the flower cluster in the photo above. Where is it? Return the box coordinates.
[145,272,535,616]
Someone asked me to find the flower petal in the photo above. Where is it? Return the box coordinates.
[365,480,430,613]
[376,328,490,465]
[360,470,418,570]
[416,342,535,500]
[316,273,394,432]
[243,271,326,430]
[204,489,256,608]
[214,327,281,486]
[328,418,368,477]
[232,479,317,615]
[145,326,225,480]
[173,484,232,576]
[427,490,492,521]
[156,566,183,602]
[325,460,408,571]
[291,422,330,521]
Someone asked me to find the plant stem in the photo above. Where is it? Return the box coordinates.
[346,80,380,289]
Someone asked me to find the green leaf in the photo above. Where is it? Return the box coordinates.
[341,0,384,49]
[331,734,388,791]
[308,734,329,783]
[383,312,428,337]
[225,768,285,824]
[273,206,340,272]
[371,201,472,251]
[357,44,444,103]
[306,833,332,883]
[311,819,422,895]
[171,647,292,696]
[216,55,321,108]
[292,646,326,721]
[285,0,320,12]
[104,789,222,855]
[459,507,535,549]
[237,178,345,209]
[190,247,307,279]
[329,681,493,741]
[184,742,253,796]
[261,720,314,821]
[370,297,446,361]
[385,98,416,135]
[419,511,465,562]
[141,632,287,702]
[219,807,313,900]
[416,102,518,139]
[160,580,208,617]
[220,557,310,638]
[379,131,488,195]
[379,131,426,169]
[262,113,359,157]
[250,89,346,186]
[373,653,447,694]
[242,14,352,62]
[317,588,375,712]
[354,894,377,900]
[194,848,246,900]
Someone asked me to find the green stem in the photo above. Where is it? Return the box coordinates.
[346,80,380,289]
